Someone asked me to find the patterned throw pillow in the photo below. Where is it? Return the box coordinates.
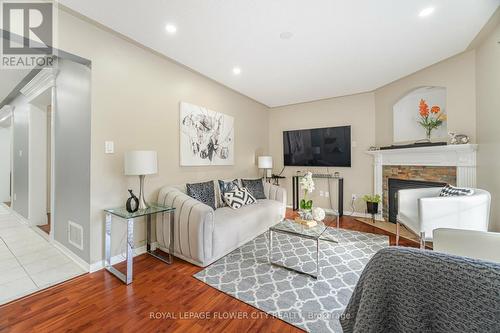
[241,178,266,200]
[223,187,257,209]
[186,181,216,210]
[217,179,241,208]
[439,184,474,197]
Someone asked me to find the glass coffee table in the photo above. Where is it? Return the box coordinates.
[269,219,339,279]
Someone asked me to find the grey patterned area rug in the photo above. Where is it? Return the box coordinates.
[194,227,389,332]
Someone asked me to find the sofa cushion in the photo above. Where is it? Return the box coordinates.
[223,187,256,209]
[217,179,241,208]
[186,181,216,210]
[212,199,284,259]
[241,178,266,199]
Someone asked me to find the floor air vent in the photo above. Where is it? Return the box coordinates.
[68,221,84,250]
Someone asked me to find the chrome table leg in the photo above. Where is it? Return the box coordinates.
[146,212,174,264]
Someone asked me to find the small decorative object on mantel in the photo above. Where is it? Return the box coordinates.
[417,99,447,142]
[448,132,470,145]
[125,189,139,213]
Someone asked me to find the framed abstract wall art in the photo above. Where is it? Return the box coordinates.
[180,102,234,166]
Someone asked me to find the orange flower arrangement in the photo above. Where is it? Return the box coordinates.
[418,99,445,141]
[419,99,430,117]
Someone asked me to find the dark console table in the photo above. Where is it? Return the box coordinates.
[292,174,344,217]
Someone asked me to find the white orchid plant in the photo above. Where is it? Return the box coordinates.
[299,172,315,210]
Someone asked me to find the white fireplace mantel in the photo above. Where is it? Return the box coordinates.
[366,144,478,219]
[366,144,477,167]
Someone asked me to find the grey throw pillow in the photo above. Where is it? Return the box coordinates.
[241,178,266,200]
[186,181,216,210]
[217,179,240,208]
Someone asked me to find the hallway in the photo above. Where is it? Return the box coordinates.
[0,205,86,305]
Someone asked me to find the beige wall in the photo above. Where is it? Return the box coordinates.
[268,93,376,214]
[56,7,499,265]
[57,10,269,265]
[374,51,477,146]
[476,21,500,232]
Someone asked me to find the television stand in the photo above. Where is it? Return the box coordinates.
[292,175,344,217]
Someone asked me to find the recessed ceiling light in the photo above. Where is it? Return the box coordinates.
[419,7,435,17]
[165,24,177,34]
[280,32,293,40]
[232,67,241,75]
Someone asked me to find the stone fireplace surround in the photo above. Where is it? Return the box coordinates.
[366,144,477,221]
[384,166,455,221]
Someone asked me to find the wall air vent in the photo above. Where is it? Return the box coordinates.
[68,220,84,250]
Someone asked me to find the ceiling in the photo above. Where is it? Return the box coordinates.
[59,0,499,107]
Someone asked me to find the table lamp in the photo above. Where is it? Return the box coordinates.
[258,156,273,181]
[124,151,158,210]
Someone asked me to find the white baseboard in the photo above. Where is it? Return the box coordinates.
[89,242,158,273]
[52,239,91,272]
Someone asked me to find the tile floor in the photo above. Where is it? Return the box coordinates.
[0,205,86,305]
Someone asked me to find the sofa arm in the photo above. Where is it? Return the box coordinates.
[263,182,287,205]
[156,186,215,265]
[263,182,286,219]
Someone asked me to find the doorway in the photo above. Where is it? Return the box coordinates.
[0,109,11,207]
[0,63,88,305]
[29,90,52,235]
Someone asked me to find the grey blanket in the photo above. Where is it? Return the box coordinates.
[340,247,500,333]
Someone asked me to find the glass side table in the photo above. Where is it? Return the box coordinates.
[104,203,175,284]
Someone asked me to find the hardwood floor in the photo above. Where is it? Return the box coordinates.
[37,213,51,235]
[0,211,418,333]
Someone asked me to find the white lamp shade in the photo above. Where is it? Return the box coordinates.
[124,151,158,175]
[258,156,273,169]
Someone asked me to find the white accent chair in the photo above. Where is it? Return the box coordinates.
[433,228,500,263]
[396,187,491,249]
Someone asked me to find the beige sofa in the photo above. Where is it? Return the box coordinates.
[156,181,286,267]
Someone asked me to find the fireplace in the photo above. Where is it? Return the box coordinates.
[366,144,477,221]
[387,178,447,223]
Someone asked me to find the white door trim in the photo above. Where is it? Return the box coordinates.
[20,68,58,239]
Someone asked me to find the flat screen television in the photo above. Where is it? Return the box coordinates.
[283,126,351,167]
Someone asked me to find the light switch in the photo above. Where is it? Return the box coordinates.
[105,141,114,154]
[352,141,357,148]
[18,150,22,157]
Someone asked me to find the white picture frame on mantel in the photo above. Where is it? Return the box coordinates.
[393,86,447,143]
